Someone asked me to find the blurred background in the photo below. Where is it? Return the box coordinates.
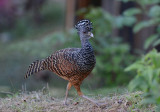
[0,0,160,97]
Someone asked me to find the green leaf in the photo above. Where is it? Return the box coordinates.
[125,61,142,71]
[123,16,137,26]
[128,76,147,91]
[115,16,124,28]
[133,20,156,33]
[149,5,160,17]
[144,68,153,84]
[115,16,136,28]
[144,34,159,50]
[123,8,142,16]
[137,0,160,6]
[153,39,160,47]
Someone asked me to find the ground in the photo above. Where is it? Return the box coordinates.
[0,90,156,112]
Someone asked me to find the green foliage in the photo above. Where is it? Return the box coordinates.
[123,1,160,108]
[119,0,160,6]
[41,2,65,23]
[93,38,135,86]
[5,32,67,58]
[119,0,160,50]
[83,8,113,37]
[123,2,160,34]
[11,17,29,37]
[123,8,142,16]
[115,16,136,28]
[1,1,64,39]
[149,5,160,17]
[125,49,160,108]
[144,34,159,50]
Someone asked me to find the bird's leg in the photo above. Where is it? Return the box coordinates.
[64,82,72,105]
[73,84,100,107]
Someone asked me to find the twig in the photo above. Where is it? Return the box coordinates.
[0,91,14,95]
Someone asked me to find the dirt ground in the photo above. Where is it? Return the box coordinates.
[0,91,155,112]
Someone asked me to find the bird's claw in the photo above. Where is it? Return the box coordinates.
[94,102,107,108]
[63,101,68,106]
[95,103,100,107]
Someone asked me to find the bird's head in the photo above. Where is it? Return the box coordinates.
[75,19,94,39]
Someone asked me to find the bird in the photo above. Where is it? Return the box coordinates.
[24,19,98,106]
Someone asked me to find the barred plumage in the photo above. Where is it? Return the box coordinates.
[24,60,45,79]
[24,19,99,106]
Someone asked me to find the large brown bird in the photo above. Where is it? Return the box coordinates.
[24,19,98,105]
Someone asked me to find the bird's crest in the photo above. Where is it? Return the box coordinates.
[75,19,93,31]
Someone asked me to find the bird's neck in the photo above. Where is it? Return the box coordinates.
[81,38,93,52]
[79,37,96,70]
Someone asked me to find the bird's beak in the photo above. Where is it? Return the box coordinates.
[88,32,94,38]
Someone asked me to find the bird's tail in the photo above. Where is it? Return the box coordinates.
[24,60,46,79]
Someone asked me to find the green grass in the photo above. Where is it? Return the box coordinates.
[0,88,156,112]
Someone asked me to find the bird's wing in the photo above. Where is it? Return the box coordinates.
[44,48,81,79]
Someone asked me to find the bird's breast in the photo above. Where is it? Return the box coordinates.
[76,51,96,73]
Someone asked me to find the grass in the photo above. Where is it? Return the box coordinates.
[0,88,156,112]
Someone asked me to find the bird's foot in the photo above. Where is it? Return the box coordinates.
[94,102,107,107]
[89,102,107,109]
[81,95,107,108]
[95,102,107,108]
[63,101,68,106]
[95,102,101,107]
